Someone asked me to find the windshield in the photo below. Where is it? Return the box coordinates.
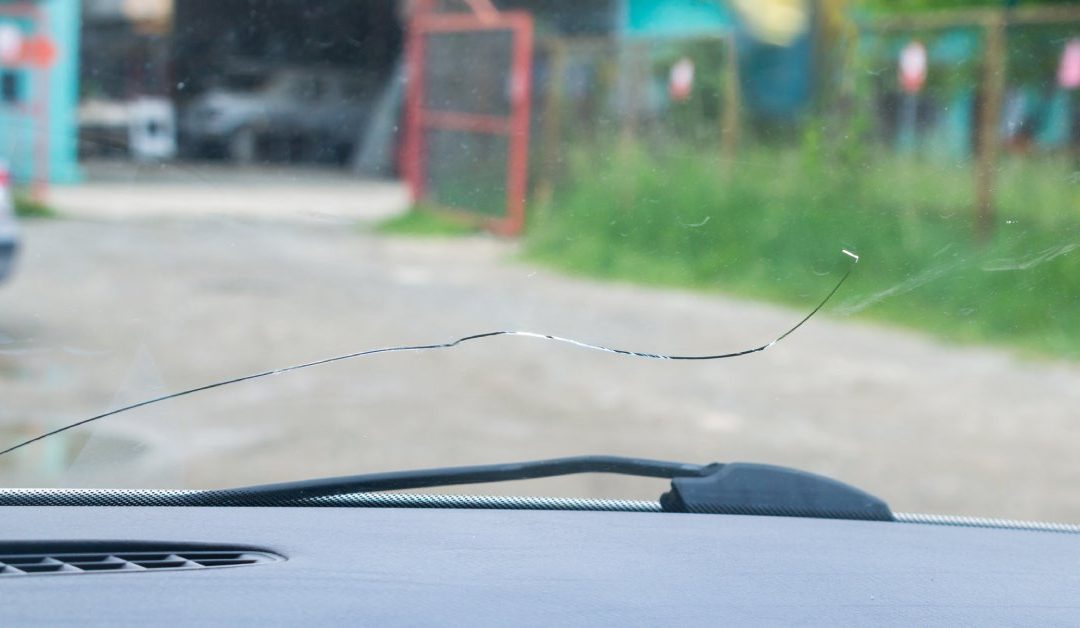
[1,0,1079,523]
[209,72,271,93]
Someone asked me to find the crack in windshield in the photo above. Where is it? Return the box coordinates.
[0,252,858,459]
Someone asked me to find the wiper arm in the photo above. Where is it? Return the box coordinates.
[200,455,893,522]
[212,456,707,503]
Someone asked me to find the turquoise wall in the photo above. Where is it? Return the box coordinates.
[621,0,732,38]
[0,0,80,184]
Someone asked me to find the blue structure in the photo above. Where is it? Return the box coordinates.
[619,0,733,37]
[0,0,80,185]
[619,0,817,119]
[859,20,1078,160]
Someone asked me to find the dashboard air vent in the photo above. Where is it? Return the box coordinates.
[0,548,281,576]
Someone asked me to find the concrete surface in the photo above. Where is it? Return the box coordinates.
[1,212,1079,523]
[47,161,409,224]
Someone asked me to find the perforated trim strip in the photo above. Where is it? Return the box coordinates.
[1,489,1076,535]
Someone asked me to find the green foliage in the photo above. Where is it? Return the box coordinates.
[375,206,482,237]
[13,194,57,219]
[858,27,983,97]
[862,0,1079,12]
[1006,23,1080,85]
[646,39,728,145]
[526,142,1080,360]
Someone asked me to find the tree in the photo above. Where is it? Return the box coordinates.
[862,0,1079,12]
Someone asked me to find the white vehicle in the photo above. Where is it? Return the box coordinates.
[182,68,374,164]
[78,97,178,161]
[0,162,18,284]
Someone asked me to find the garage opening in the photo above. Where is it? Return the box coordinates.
[79,1,404,172]
[171,0,402,169]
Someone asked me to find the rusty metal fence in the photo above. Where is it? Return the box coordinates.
[530,6,1080,237]
[404,9,534,235]
[858,6,1080,236]
[532,34,740,202]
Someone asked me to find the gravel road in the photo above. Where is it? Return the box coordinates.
[2,216,1079,522]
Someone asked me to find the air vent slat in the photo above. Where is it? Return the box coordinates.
[179,553,245,560]
[19,564,68,573]
[0,547,281,577]
[74,562,131,572]
[2,556,66,566]
[53,555,112,563]
[193,559,257,567]
[136,560,190,569]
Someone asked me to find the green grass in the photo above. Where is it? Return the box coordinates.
[526,143,1080,360]
[13,193,57,219]
[376,205,482,237]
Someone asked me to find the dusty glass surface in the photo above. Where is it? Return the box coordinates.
[0,0,1079,522]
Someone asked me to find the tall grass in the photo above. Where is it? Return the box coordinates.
[13,193,57,219]
[526,142,1080,359]
[376,204,482,237]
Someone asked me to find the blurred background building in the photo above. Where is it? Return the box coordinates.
[0,0,1076,202]
[0,0,79,185]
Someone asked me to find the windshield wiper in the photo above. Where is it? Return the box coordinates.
[194,455,893,521]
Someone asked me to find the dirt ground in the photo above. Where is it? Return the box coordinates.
[2,172,1079,522]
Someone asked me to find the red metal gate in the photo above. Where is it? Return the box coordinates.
[403,10,534,235]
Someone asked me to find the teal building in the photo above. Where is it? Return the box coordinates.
[0,0,80,184]
[620,0,733,37]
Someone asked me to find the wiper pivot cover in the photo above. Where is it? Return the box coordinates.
[661,462,894,521]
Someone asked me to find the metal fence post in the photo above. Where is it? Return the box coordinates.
[721,34,741,171]
[974,10,1007,241]
[537,39,567,206]
[619,41,646,147]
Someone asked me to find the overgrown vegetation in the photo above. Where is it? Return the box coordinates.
[376,205,482,237]
[863,0,1078,11]
[13,194,57,219]
[526,142,1080,359]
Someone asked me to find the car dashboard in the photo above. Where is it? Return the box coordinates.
[1,491,1079,626]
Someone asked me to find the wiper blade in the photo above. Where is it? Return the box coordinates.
[211,456,707,504]
[195,454,894,522]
